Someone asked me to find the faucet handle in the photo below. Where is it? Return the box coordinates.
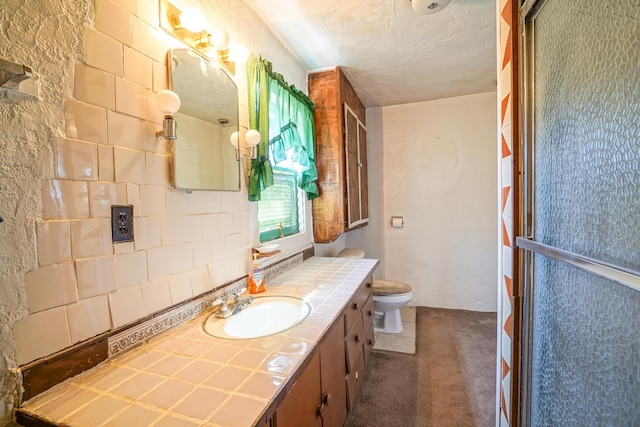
[235,287,247,295]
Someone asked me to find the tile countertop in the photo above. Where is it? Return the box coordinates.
[19,256,379,427]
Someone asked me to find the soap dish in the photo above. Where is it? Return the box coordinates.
[256,244,279,254]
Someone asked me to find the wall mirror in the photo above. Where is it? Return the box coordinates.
[169,48,240,191]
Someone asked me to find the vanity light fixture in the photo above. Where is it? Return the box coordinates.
[160,0,246,74]
[175,7,206,32]
[230,131,240,160]
[245,129,261,159]
[155,90,181,140]
[229,129,260,160]
[410,0,451,14]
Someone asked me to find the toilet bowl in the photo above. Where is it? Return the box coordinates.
[336,248,413,334]
[371,280,412,334]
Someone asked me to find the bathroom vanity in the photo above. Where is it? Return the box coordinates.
[16,257,378,427]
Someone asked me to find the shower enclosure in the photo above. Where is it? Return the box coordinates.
[517,0,640,425]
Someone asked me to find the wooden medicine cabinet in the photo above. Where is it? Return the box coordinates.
[309,67,369,243]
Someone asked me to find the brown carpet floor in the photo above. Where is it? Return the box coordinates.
[344,307,497,427]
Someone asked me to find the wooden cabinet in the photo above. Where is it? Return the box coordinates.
[309,67,369,243]
[275,316,346,427]
[344,275,374,410]
[274,275,374,425]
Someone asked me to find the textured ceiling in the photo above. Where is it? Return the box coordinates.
[241,0,497,107]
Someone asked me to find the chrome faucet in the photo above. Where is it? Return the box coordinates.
[214,289,254,319]
[231,294,254,315]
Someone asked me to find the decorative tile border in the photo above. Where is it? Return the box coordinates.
[264,253,304,282]
[108,252,305,357]
[108,279,246,357]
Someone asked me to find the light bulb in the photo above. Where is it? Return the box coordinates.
[230,131,239,149]
[245,129,261,147]
[228,43,249,64]
[155,90,181,116]
[212,30,230,50]
[181,7,206,32]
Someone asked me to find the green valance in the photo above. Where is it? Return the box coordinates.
[246,54,318,201]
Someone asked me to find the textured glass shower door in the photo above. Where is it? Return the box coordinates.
[518,0,640,425]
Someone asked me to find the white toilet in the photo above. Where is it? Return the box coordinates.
[336,248,413,334]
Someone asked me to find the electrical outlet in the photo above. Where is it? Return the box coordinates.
[111,205,133,243]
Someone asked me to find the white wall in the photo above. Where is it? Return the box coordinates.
[358,92,498,311]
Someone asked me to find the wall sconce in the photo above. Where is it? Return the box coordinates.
[160,0,247,74]
[410,0,451,14]
[229,129,261,160]
[155,90,181,140]
[245,129,261,159]
[230,131,240,161]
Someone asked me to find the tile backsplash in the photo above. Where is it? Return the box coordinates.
[12,0,252,367]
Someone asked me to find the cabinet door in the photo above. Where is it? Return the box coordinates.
[358,121,368,221]
[276,352,322,427]
[344,104,361,228]
[319,316,347,426]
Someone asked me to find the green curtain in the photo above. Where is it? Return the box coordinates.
[246,55,273,201]
[246,54,318,201]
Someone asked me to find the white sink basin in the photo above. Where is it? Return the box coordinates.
[203,295,311,339]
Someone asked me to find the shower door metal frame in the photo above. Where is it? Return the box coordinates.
[516,0,640,425]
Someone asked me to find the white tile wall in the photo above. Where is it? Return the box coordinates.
[124,46,153,89]
[95,0,131,45]
[76,255,117,299]
[88,182,117,218]
[36,221,72,266]
[42,180,90,220]
[74,64,115,110]
[64,99,108,144]
[115,250,147,289]
[190,266,212,296]
[139,185,165,216]
[85,27,123,76]
[53,137,98,181]
[114,147,146,184]
[13,0,310,367]
[24,262,78,313]
[98,145,115,181]
[13,307,72,365]
[107,110,140,149]
[109,285,146,328]
[133,216,162,250]
[70,219,113,259]
[115,77,146,119]
[66,295,111,343]
[168,272,193,304]
[140,277,172,314]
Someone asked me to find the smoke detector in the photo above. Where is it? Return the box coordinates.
[410,0,451,14]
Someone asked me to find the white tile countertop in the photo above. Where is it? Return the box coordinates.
[18,257,378,427]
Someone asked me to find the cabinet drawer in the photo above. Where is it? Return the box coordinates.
[362,293,375,333]
[363,320,375,366]
[346,354,366,411]
[344,280,372,333]
[345,315,365,374]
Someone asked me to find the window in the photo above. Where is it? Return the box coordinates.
[258,167,300,242]
[247,55,318,244]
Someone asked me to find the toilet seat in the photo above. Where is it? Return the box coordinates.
[372,279,412,296]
